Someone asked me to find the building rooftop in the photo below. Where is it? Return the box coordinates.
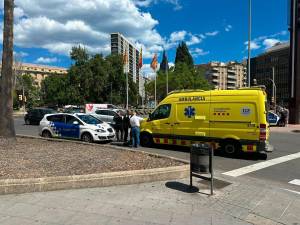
[265,42,289,54]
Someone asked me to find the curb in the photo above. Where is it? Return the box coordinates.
[0,135,189,195]
[0,165,189,195]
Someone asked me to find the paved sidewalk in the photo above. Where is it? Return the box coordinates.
[0,176,299,225]
[271,124,300,133]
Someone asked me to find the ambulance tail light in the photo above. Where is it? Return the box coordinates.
[259,124,267,141]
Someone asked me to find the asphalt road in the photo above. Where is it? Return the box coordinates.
[14,116,300,193]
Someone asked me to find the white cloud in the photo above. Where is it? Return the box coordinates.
[263,38,280,49]
[7,0,164,57]
[205,31,219,36]
[244,41,261,50]
[35,57,59,64]
[186,35,201,46]
[169,30,187,42]
[133,0,182,10]
[191,48,209,57]
[225,25,232,32]
[14,51,29,59]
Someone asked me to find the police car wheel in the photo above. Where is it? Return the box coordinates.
[82,133,93,143]
[42,130,52,138]
[140,133,153,147]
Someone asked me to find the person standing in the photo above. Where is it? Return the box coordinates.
[129,110,144,148]
[113,111,123,141]
[123,110,131,143]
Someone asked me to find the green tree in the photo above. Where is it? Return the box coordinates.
[159,50,169,73]
[174,42,194,68]
[41,74,67,107]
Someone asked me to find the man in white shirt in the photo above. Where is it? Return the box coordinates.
[129,111,144,147]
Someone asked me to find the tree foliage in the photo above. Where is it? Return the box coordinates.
[174,42,194,68]
[146,43,212,102]
[41,46,139,107]
[159,50,169,73]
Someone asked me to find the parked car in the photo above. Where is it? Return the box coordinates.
[39,113,115,143]
[63,106,85,114]
[267,111,280,126]
[92,109,124,127]
[24,108,56,125]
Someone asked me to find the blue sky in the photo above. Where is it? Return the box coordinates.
[0,0,290,73]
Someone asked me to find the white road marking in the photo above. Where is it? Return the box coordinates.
[282,189,300,195]
[222,152,300,177]
[288,179,300,186]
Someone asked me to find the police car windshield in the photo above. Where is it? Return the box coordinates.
[77,114,101,125]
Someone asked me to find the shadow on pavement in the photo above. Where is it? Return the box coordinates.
[165,181,199,193]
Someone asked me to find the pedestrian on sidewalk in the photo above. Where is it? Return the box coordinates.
[129,110,144,148]
[113,111,123,141]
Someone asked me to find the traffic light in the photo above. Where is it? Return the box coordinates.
[18,95,22,101]
[271,96,275,103]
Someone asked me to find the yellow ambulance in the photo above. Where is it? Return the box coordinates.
[140,88,271,155]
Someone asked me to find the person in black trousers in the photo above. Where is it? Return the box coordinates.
[113,111,123,141]
[123,110,131,144]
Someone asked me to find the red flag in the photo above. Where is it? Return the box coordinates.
[138,48,143,69]
[150,53,158,71]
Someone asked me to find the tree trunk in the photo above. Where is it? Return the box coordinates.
[0,0,15,139]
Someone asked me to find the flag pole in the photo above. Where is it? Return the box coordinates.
[126,71,128,110]
[155,70,157,108]
[166,66,168,95]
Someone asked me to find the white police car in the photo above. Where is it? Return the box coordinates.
[267,111,280,126]
[39,113,115,143]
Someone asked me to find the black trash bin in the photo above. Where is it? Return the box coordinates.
[190,143,211,173]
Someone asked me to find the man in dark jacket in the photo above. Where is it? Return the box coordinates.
[123,110,131,143]
[113,111,123,141]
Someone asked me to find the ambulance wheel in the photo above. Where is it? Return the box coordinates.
[82,133,93,143]
[140,133,153,147]
[42,130,52,138]
[221,141,240,156]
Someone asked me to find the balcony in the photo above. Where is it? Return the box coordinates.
[227,75,236,80]
[227,80,236,85]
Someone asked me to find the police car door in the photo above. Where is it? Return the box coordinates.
[63,115,81,139]
[149,104,173,144]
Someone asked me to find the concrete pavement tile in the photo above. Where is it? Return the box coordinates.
[0,216,49,225]
[32,207,77,224]
[206,201,251,220]
[2,202,44,218]
[251,191,293,221]
[0,214,11,222]
[170,210,213,225]
[212,214,253,225]
[64,212,112,225]
[154,200,193,214]
[107,217,162,225]
[34,194,89,211]
[245,213,280,225]
[132,208,173,224]
[278,199,300,225]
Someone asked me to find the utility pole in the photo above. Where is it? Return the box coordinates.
[126,72,128,110]
[272,67,276,113]
[247,0,252,87]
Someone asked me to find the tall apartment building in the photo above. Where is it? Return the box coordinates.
[199,61,246,90]
[110,33,140,84]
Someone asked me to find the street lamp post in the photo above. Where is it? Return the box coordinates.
[269,78,277,113]
[247,0,252,87]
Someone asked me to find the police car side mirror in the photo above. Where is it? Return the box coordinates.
[73,121,79,125]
